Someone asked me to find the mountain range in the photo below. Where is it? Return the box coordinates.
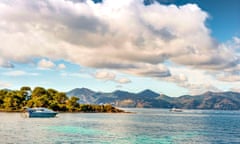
[67,88,240,110]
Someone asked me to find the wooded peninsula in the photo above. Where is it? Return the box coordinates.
[0,86,124,113]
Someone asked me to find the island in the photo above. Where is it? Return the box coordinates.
[0,86,125,113]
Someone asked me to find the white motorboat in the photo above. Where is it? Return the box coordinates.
[170,108,183,112]
[23,107,58,118]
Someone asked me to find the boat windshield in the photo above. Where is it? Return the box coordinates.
[27,108,53,112]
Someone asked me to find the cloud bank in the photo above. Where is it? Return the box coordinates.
[0,0,239,91]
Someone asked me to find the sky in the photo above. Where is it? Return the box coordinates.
[0,0,240,96]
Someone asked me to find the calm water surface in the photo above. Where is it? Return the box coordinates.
[1,108,240,144]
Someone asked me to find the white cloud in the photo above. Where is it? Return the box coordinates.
[115,78,131,84]
[167,66,224,94]
[0,1,236,67]
[58,63,66,69]
[169,66,213,84]
[2,70,38,76]
[94,71,116,81]
[38,59,56,69]
[233,37,240,44]
[93,70,131,84]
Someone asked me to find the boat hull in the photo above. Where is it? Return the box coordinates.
[28,112,58,118]
[170,108,183,112]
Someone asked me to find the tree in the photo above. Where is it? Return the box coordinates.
[0,90,8,108]
[32,87,47,98]
[47,88,58,100]
[20,86,32,100]
[35,94,49,107]
[3,91,25,111]
[20,86,31,91]
[66,96,79,112]
[26,99,35,108]
[49,101,60,111]
[54,92,68,104]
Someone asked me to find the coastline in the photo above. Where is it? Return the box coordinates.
[0,107,129,113]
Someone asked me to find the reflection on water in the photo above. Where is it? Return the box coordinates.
[0,109,240,144]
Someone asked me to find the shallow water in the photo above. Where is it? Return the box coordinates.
[1,108,240,144]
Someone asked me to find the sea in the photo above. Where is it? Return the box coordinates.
[0,108,240,144]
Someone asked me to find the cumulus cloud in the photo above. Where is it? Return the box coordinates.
[94,71,116,81]
[160,67,220,95]
[233,37,240,44]
[211,36,240,82]
[38,59,56,69]
[38,59,66,70]
[165,66,225,95]
[0,0,239,82]
[93,70,131,84]
[58,63,66,69]
[115,78,131,84]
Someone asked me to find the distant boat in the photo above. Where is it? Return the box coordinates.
[22,107,58,118]
[170,108,183,112]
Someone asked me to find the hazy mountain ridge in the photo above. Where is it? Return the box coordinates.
[67,88,97,104]
[66,88,240,110]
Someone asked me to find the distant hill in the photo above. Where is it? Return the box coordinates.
[175,91,240,110]
[67,88,97,104]
[67,88,240,110]
[136,89,160,98]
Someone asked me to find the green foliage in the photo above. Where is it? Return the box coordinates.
[66,96,80,112]
[0,90,8,108]
[1,90,26,111]
[20,86,31,91]
[79,104,124,113]
[32,87,47,98]
[0,87,124,113]
[54,92,68,104]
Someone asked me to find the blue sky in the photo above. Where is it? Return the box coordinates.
[0,0,239,96]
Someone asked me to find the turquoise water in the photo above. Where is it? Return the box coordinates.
[1,108,240,144]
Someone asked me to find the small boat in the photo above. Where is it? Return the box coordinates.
[170,108,183,112]
[22,107,58,118]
